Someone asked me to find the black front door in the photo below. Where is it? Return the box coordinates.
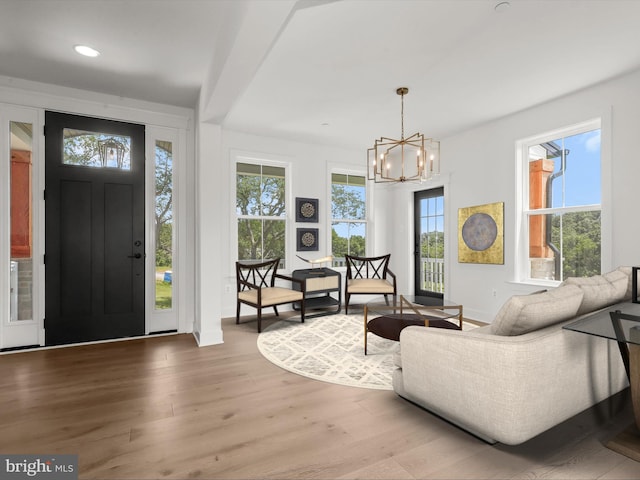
[45,112,145,346]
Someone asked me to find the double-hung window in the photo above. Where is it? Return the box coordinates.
[331,173,366,267]
[520,119,601,282]
[236,162,287,268]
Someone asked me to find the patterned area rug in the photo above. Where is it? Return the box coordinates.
[257,314,399,390]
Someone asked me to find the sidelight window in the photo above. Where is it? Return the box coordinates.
[9,121,34,321]
[155,140,173,310]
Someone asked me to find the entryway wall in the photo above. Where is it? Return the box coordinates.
[0,77,196,350]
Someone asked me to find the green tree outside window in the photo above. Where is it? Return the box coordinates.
[331,173,366,266]
[237,163,286,267]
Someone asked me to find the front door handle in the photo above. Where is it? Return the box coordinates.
[128,253,142,259]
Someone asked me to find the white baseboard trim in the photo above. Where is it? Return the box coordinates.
[193,327,224,347]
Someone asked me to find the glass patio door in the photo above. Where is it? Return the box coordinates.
[414,187,445,300]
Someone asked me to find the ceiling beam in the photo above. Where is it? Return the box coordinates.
[198,0,298,124]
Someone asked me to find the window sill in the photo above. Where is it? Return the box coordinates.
[507,278,561,289]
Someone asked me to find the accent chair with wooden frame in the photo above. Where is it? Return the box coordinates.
[236,258,306,333]
[344,254,397,314]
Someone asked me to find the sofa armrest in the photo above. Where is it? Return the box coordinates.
[396,321,627,445]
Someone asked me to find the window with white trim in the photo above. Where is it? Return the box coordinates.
[520,119,601,282]
[236,162,287,268]
[331,173,366,267]
[154,139,173,310]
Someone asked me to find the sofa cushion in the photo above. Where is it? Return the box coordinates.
[616,266,634,300]
[562,270,628,315]
[491,285,584,336]
[604,269,630,300]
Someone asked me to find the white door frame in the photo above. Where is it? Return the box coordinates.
[0,81,195,350]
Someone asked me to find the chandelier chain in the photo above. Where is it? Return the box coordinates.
[400,90,404,140]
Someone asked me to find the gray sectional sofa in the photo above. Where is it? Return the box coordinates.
[392,267,632,445]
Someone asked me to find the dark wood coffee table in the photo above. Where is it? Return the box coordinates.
[363,295,462,354]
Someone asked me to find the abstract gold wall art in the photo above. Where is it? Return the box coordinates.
[458,202,504,264]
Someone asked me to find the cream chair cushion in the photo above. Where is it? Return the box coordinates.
[347,278,395,294]
[238,287,303,307]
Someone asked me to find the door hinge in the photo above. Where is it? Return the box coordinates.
[43,254,46,265]
[43,189,46,200]
[43,125,46,136]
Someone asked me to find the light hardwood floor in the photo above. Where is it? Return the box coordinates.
[1,315,639,479]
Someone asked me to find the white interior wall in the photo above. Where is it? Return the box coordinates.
[214,67,640,326]
[385,67,640,323]
[217,130,362,319]
[194,122,224,346]
[4,66,640,344]
[369,185,395,267]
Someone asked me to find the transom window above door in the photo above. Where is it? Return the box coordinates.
[63,128,131,170]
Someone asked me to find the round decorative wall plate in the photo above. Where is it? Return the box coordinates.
[300,201,316,219]
[297,228,319,251]
[461,213,498,251]
[296,197,318,222]
[301,231,316,247]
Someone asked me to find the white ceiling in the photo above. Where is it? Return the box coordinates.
[1,0,640,150]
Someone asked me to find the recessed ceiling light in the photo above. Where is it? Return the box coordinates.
[494,1,510,13]
[74,45,100,57]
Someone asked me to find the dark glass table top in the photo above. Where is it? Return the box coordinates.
[563,302,640,346]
